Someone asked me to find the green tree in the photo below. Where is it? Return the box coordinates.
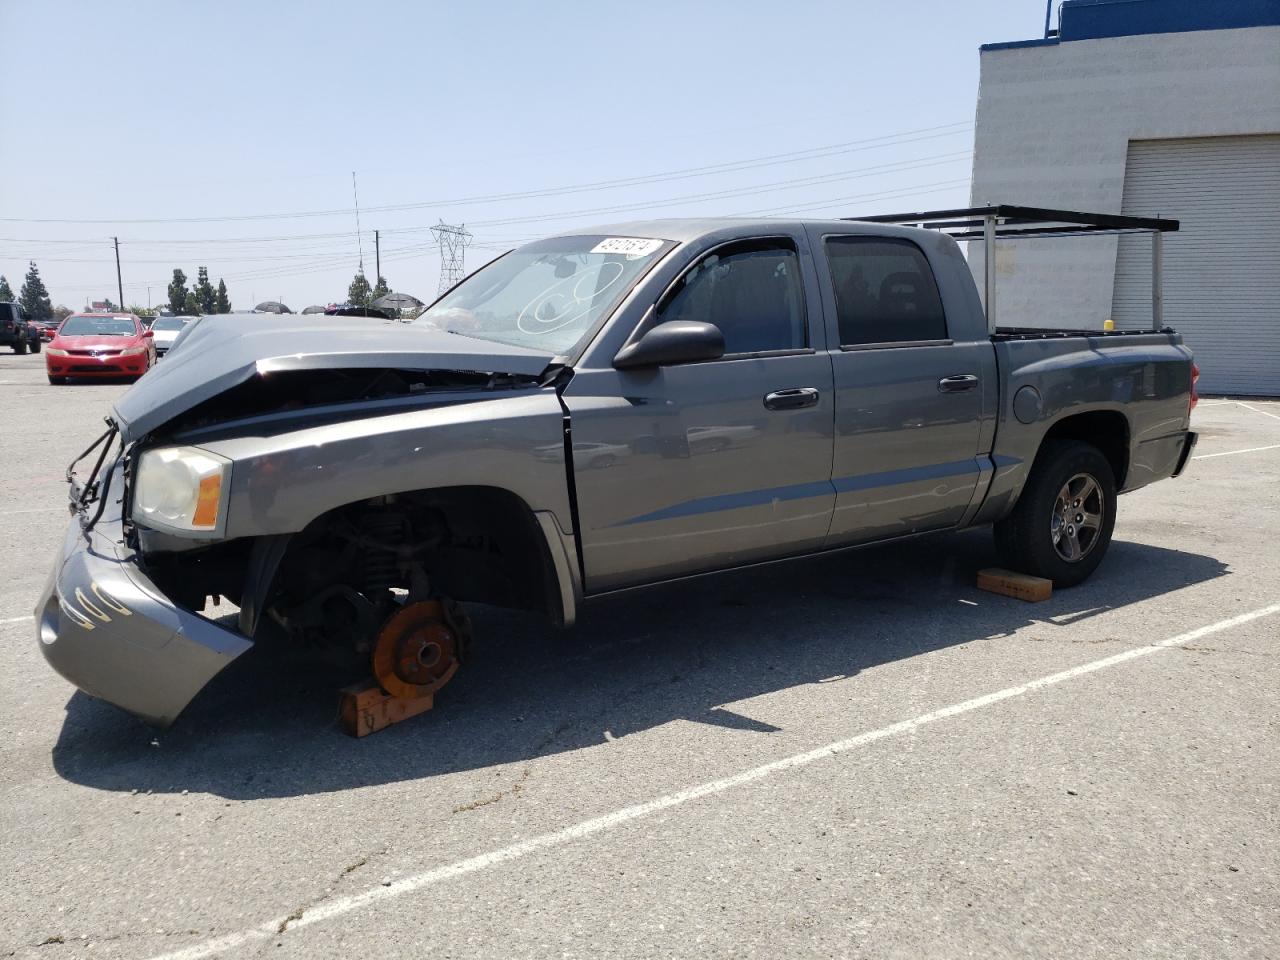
[0,275,14,301]
[19,261,53,321]
[127,304,156,318]
[194,266,217,314]
[214,278,231,313]
[372,274,390,300]
[52,304,73,323]
[347,270,372,306]
[167,269,189,314]
[183,290,201,315]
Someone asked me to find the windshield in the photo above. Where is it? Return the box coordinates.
[59,316,138,337]
[151,317,187,331]
[414,234,673,354]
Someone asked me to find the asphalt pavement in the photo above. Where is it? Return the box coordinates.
[1,353,1277,959]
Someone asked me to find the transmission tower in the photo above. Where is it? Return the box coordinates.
[432,221,473,294]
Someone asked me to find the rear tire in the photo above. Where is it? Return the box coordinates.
[13,340,27,355]
[994,439,1117,588]
[30,338,41,354]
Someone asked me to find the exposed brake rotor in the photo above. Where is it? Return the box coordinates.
[371,599,467,700]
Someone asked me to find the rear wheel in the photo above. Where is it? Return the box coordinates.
[994,439,1117,587]
[29,337,40,354]
[13,340,27,355]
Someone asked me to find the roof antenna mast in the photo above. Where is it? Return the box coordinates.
[352,171,365,274]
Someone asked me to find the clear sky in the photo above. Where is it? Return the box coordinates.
[0,0,1045,312]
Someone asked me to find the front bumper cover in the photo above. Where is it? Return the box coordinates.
[36,485,252,727]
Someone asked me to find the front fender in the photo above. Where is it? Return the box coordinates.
[191,389,573,541]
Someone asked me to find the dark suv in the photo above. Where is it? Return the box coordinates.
[0,302,42,354]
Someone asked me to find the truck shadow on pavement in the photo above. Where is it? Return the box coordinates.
[51,530,1228,799]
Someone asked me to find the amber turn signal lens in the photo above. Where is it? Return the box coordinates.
[191,474,222,529]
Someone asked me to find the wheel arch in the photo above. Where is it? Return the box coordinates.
[237,484,578,639]
[1037,409,1131,490]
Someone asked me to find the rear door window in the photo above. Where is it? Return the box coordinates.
[825,237,947,346]
[659,238,807,355]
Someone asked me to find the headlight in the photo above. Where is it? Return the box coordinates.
[46,347,69,357]
[132,446,231,536]
[120,345,148,357]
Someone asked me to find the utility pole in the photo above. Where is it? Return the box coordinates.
[431,222,472,295]
[375,230,381,284]
[113,237,124,310]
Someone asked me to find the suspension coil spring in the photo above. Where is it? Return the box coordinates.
[360,510,404,594]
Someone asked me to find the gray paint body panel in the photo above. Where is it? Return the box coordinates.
[36,464,253,726]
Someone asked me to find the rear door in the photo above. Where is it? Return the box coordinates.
[562,232,836,592]
[812,230,990,546]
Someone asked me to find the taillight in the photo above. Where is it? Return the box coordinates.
[1189,362,1200,413]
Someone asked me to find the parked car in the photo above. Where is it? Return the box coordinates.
[37,211,1198,727]
[28,319,59,342]
[45,312,156,384]
[0,302,42,354]
[148,315,194,357]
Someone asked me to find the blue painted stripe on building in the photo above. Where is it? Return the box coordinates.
[980,38,1060,51]
[1060,0,1280,41]
[984,0,1280,52]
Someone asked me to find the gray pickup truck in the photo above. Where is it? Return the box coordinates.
[37,208,1199,726]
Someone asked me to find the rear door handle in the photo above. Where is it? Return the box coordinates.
[938,374,979,393]
[763,387,820,411]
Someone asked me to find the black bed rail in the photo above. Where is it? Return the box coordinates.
[845,205,1179,333]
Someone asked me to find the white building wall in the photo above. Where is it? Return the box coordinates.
[969,26,1280,329]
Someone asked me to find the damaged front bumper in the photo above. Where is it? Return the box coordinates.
[36,480,252,727]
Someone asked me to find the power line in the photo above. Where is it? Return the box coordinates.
[457,152,972,229]
[0,121,972,225]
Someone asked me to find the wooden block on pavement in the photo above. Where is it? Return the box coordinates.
[339,681,434,737]
[976,568,1053,603]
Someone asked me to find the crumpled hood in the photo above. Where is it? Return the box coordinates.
[112,314,557,441]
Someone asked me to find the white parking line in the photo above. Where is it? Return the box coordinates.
[144,601,1280,960]
[1237,402,1280,422]
[1193,443,1280,461]
[0,615,34,625]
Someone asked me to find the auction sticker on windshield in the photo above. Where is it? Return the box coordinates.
[590,237,665,259]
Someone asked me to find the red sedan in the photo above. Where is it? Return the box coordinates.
[46,313,157,385]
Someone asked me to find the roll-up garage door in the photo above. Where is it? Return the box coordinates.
[1112,135,1280,396]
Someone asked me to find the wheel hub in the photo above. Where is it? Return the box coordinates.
[371,600,461,700]
[1051,472,1105,563]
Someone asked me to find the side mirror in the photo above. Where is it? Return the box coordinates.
[143,329,154,338]
[613,320,725,370]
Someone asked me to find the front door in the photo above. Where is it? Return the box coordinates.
[563,235,836,592]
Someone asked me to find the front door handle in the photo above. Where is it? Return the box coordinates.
[938,374,979,393]
[763,387,820,411]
